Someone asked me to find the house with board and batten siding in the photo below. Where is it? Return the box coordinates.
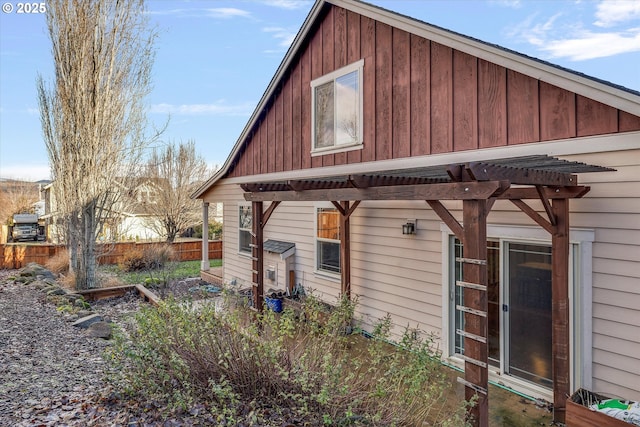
[193,0,640,424]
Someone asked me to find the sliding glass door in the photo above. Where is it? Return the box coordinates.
[505,243,553,388]
[452,239,553,389]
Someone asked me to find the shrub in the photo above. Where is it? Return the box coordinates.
[45,248,69,274]
[57,271,76,290]
[119,248,146,272]
[107,293,472,426]
[142,244,176,270]
[119,244,176,272]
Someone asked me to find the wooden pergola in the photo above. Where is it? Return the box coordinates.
[240,155,613,426]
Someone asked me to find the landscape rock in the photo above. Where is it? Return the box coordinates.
[46,287,66,296]
[71,313,103,329]
[85,321,112,339]
[30,280,49,290]
[19,263,56,280]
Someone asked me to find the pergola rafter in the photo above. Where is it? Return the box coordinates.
[240,155,613,426]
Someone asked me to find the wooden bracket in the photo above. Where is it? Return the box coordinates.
[262,201,281,225]
[536,185,556,227]
[511,199,553,234]
[427,200,463,241]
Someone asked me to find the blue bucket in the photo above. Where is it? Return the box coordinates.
[265,297,283,313]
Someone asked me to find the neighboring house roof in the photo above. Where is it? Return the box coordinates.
[193,0,640,199]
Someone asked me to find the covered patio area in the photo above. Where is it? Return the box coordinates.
[202,154,612,426]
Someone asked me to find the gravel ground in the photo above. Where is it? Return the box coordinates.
[0,268,219,426]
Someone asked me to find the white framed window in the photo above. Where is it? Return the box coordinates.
[315,206,341,275]
[238,203,252,255]
[440,224,594,400]
[311,59,364,154]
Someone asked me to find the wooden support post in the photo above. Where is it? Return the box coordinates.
[252,201,264,311]
[551,198,570,423]
[201,202,210,271]
[462,199,489,427]
[340,201,351,298]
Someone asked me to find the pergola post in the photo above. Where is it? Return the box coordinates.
[252,201,264,310]
[339,201,351,298]
[462,199,489,427]
[201,201,210,271]
[551,197,570,423]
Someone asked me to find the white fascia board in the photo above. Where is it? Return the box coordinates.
[220,131,640,185]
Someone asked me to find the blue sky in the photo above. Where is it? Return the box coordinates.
[1,0,639,181]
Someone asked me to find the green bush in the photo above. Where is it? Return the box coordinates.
[107,293,472,426]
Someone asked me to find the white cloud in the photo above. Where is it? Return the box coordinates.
[147,7,251,19]
[489,0,522,9]
[507,5,640,61]
[263,26,297,48]
[518,12,563,46]
[150,102,254,116]
[261,0,311,10]
[541,29,640,60]
[203,8,251,19]
[594,0,640,27]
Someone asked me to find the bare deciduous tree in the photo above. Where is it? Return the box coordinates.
[141,141,210,243]
[0,181,41,225]
[37,0,159,289]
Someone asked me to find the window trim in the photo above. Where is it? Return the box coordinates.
[310,59,364,155]
[440,223,594,400]
[314,203,341,279]
[238,203,252,256]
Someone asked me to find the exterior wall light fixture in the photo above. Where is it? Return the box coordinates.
[402,219,416,235]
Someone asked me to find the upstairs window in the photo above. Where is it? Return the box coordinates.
[311,59,364,154]
[238,204,252,254]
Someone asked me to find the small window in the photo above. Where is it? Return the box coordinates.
[238,204,252,254]
[311,59,364,153]
[316,207,340,274]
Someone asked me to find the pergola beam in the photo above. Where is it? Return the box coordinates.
[465,161,578,186]
[244,181,509,202]
[499,186,590,200]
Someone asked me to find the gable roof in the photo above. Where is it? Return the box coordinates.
[193,0,640,199]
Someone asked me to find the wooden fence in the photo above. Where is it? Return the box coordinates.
[0,240,222,270]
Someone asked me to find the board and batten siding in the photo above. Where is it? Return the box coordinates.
[225,4,640,179]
